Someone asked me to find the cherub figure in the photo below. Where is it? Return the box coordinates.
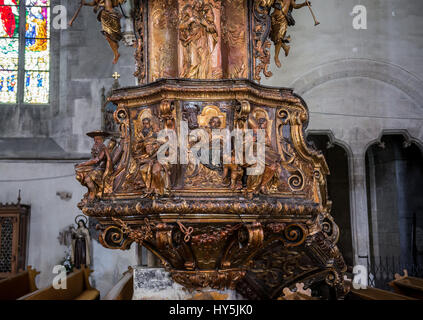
[78,0,126,64]
[270,0,310,68]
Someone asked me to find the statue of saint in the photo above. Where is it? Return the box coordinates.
[71,216,91,269]
[135,138,170,196]
[270,0,309,68]
[246,117,281,196]
[179,0,218,78]
[75,131,113,201]
[118,115,169,196]
[81,0,126,64]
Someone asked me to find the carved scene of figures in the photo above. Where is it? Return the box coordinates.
[76,99,322,202]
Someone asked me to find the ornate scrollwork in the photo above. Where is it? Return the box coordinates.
[251,1,273,81]
[287,170,305,191]
[98,224,132,250]
[111,217,154,246]
[159,100,176,130]
[282,223,307,247]
[170,269,247,291]
[234,100,251,129]
[134,0,146,83]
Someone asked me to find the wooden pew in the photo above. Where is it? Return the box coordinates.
[343,278,416,300]
[0,266,39,300]
[18,266,99,300]
[103,267,133,300]
[389,271,423,299]
[348,287,417,300]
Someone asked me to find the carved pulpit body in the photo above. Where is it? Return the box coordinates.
[75,0,348,299]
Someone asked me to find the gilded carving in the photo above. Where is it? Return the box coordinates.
[252,0,317,80]
[133,0,146,83]
[75,131,113,202]
[178,0,222,79]
[185,104,228,189]
[70,0,126,64]
[73,1,347,299]
[245,107,280,196]
[221,0,248,78]
[270,0,309,68]
[149,0,178,81]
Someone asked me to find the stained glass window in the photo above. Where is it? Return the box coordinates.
[0,0,50,104]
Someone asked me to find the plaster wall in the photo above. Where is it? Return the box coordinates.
[0,161,138,296]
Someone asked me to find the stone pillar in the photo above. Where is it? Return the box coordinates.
[349,152,371,267]
[395,157,413,265]
[366,148,380,259]
[147,250,158,267]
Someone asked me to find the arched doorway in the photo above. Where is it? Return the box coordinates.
[307,133,354,267]
[365,134,423,286]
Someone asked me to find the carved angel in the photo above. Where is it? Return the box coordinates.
[76,0,127,64]
[269,0,310,68]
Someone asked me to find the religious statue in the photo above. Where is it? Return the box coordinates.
[135,137,170,196]
[71,215,91,269]
[75,131,113,201]
[119,112,170,196]
[185,106,228,188]
[222,142,244,191]
[179,0,219,78]
[246,115,281,196]
[270,0,310,68]
[70,0,126,64]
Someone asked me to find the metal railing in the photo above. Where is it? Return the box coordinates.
[366,256,423,290]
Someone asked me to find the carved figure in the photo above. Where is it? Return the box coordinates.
[179,0,218,78]
[75,131,113,201]
[270,0,309,68]
[126,111,170,196]
[71,215,91,269]
[246,115,281,195]
[79,0,126,64]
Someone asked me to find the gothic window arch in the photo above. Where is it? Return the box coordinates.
[0,0,50,104]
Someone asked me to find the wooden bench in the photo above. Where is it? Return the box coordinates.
[18,266,99,300]
[389,271,423,299]
[103,267,133,300]
[0,266,39,300]
[343,278,416,300]
[348,287,417,300]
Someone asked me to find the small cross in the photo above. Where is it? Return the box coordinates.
[112,72,120,80]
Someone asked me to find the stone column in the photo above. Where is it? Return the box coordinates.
[349,151,371,267]
[366,148,380,259]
